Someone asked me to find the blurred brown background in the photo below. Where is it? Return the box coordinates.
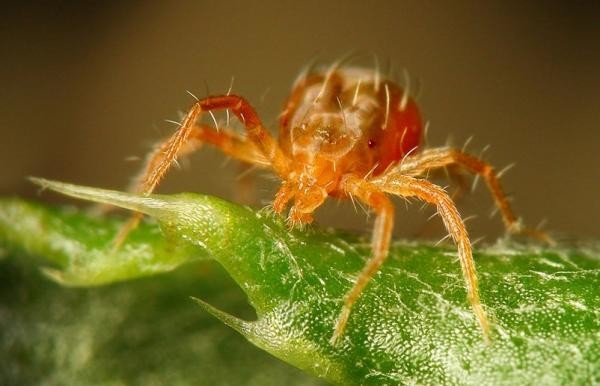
[1,1,599,240]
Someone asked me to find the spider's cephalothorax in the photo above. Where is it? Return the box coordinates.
[115,63,550,345]
[277,67,423,224]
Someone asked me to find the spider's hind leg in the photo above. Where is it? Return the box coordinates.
[398,147,553,244]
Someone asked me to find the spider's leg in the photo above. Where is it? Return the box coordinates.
[398,147,552,243]
[331,175,394,345]
[370,172,490,341]
[130,124,269,204]
[137,95,287,196]
[113,95,290,247]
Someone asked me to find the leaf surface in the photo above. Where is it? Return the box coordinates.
[1,179,598,385]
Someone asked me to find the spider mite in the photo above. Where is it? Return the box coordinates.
[114,61,549,345]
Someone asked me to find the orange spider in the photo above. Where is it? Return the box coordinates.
[114,62,548,345]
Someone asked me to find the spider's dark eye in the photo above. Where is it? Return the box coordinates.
[368,139,377,148]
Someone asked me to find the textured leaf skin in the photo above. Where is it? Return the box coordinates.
[1,180,599,385]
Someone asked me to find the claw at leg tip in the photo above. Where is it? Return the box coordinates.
[110,213,143,252]
[329,328,343,346]
[330,307,351,346]
[473,302,491,344]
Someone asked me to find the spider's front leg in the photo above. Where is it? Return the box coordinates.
[370,172,491,341]
[331,175,394,345]
[113,95,290,247]
[399,147,553,244]
[330,173,490,345]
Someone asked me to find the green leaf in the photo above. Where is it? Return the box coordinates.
[1,179,599,385]
[0,241,323,386]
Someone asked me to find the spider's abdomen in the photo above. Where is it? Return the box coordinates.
[279,67,423,179]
